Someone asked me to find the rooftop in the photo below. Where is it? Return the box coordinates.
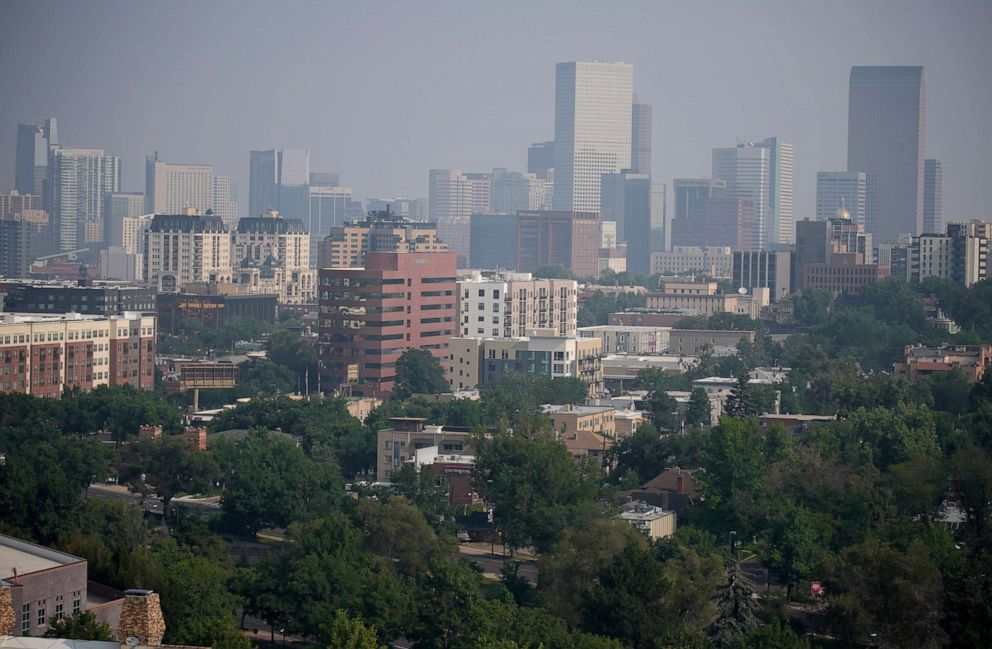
[619,502,672,522]
[0,534,84,579]
[542,404,614,416]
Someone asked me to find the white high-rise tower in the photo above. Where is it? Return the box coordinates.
[552,61,634,212]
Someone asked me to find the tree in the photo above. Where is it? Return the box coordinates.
[723,373,759,418]
[726,620,810,649]
[709,561,760,648]
[409,559,482,649]
[355,497,445,575]
[44,611,113,641]
[608,423,670,485]
[687,388,712,427]
[394,349,448,399]
[120,437,216,521]
[326,610,387,649]
[267,327,319,394]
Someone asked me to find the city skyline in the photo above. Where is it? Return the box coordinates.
[0,1,989,225]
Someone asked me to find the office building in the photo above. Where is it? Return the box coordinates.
[469,213,518,269]
[527,141,555,181]
[673,178,726,224]
[0,281,155,315]
[671,197,754,251]
[630,100,652,175]
[847,66,926,243]
[794,209,879,292]
[366,197,427,221]
[248,148,311,219]
[15,118,57,199]
[144,155,239,228]
[232,210,315,303]
[490,168,550,214]
[923,159,943,233]
[307,184,353,265]
[318,211,445,269]
[732,250,792,302]
[102,192,144,248]
[0,192,49,277]
[516,210,601,278]
[552,61,634,211]
[645,280,769,319]
[456,270,578,338]
[156,291,277,334]
[447,335,603,394]
[0,311,156,396]
[428,169,475,264]
[376,417,473,482]
[816,171,867,227]
[465,172,492,214]
[50,147,121,251]
[650,246,733,278]
[143,210,232,292]
[712,137,793,249]
[600,172,666,274]
[318,251,458,397]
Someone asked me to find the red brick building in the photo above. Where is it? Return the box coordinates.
[318,251,457,397]
[0,312,155,396]
[516,210,601,278]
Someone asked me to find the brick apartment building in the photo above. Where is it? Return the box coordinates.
[318,251,457,397]
[0,312,155,396]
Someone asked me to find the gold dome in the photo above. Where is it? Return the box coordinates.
[835,206,851,220]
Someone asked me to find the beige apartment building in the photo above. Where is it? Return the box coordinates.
[650,246,733,278]
[376,417,472,481]
[144,210,232,292]
[542,404,616,437]
[232,210,316,303]
[457,270,578,338]
[319,213,446,268]
[448,335,603,394]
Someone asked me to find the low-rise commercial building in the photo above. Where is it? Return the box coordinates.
[0,281,156,315]
[646,281,769,319]
[542,404,616,438]
[156,291,277,335]
[376,417,472,481]
[578,324,670,355]
[0,311,155,396]
[619,502,677,539]
[650,246,733,278]
[667,329,757,357]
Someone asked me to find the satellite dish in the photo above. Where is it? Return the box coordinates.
[126,637,140,647]
[737,287,748,295]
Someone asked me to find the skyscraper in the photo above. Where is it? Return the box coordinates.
[428,169,474,264]
[145,155,239,228]
[816,171,867,226]
[103,192,145,248]
[673,178,726,224]
[527,141,554,181]
[307,185,352,265]
[847,66,926,244]
[630,100,652,175]
[50,147,121,251]
[712,138,793,249]
[490,168,550,214]
[923,159,943,233]
[600,172,666,274]
[552,61,634,212]
[248,149,311,218]
[15,118,57,199]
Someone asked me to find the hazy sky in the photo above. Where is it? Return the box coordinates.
[2,0,990,221]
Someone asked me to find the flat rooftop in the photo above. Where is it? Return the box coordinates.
[542,404,614,416]
[0,534,84,578]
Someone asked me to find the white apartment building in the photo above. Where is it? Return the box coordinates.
[650,246,733,278]
[447,335,603,393]
[0,311,156,396]
[456,270,578,338]
[143,210,232,292]
[552,61,634,212]
[578,324,671,355]
[49,147,121,251]
[232,210,316,303]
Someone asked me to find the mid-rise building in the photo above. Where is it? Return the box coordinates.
[908,221,990,286]
[816,171,867,227]
[600,172,667,274]
[847,66,926,243]
[232,210,315,303]
[0,281,156,315]
[307,184,354,265]
[102,192,145,249]
[0,192,49,278]
[469,213,518,270]
[0,311,155,396]
[552,61,634,212]
[50,147,121,251]
[673,178,726,224]
[578,324,670,355]
[318,251,457,397]
[923,159,943,234]
[376,417,473,482]
[428,169,475,265]
[15,118,57,199]
[447,335,603,394]
[143,210,232,292]
[671,196,754,251]
[457,270,577,338]
[794,210,879,292]
[318,211,446,269]
[732,250,792,302]
[650,246,733,278]
[516,210,601,278]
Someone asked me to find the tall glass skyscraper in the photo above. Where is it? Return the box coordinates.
[248,149,311,218]
[50,147,121,251]
[923,159,943,234]
[15,118,57,200]
[816,171,867,226]
[712,138,793,249]
[847,66,926,244]
[552,61,633,212]
[630,100,652,175]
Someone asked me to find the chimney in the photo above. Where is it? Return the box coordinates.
[117,589,166,646]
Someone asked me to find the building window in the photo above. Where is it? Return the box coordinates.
[37,601,46,626]
[22,604,30,633]
[55,595,64,620]
[72,592,81,613]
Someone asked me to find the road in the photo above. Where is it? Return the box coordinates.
[457,543,538,583]
[86,483,221,518]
